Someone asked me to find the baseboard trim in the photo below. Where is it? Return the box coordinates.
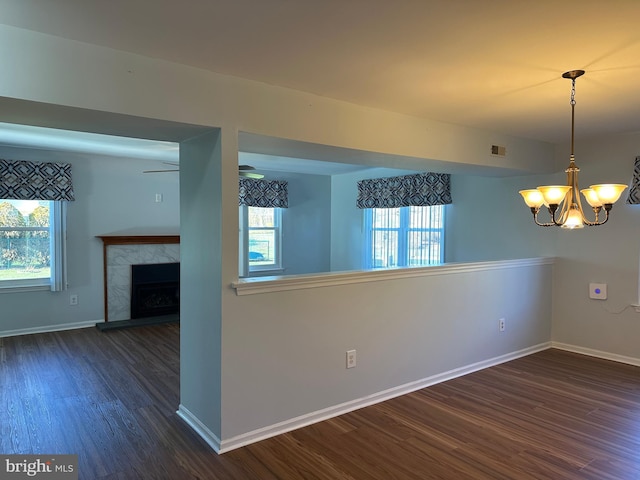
[212,342,550,453]
[551,342,640,367]
[176,404,222,453]
[0,320,102,338]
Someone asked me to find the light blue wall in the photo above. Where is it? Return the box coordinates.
[258,171,332,276]
[445,173,557,262]
[329,171,363,272]
[178,130,223,444]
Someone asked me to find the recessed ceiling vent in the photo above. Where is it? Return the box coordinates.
[491,145,507,157]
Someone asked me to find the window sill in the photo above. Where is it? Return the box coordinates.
[246,268,285,278]
[232,257,554,296]
[0,284,50,294]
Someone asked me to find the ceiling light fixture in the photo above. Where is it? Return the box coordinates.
[519,70,627,229]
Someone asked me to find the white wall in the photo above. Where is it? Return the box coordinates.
[0,144,179,335]
[223,260,552,447]
[551,132,640,360]
[0,24,558,450]
[446,131,640,362]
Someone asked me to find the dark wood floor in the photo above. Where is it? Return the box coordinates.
[1,324,639,479]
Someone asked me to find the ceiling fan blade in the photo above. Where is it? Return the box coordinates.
[240,171,264,179]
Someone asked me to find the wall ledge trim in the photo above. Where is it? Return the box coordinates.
[551,342,640,367]
[213,342,551,453]
[232,257,554,296]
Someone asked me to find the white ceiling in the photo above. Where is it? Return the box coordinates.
[1,0,639,145]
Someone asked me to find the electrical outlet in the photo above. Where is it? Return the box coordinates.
[346,350,356,369]
[69,294,78,306]
[499,318,505,332]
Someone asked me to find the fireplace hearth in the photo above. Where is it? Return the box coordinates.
[130,262,180,319]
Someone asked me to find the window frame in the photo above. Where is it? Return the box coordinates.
[364,205,445,269]
[0,199,67,292]
[239,205,283,276]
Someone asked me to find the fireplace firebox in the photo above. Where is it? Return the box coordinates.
[130,263,180,319]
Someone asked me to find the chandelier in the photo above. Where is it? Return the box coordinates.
[519,70,627,229]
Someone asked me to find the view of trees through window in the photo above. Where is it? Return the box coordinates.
[0,199,51,281]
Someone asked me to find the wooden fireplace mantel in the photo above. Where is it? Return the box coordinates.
[97,234,180,322]
[97,234,180,246]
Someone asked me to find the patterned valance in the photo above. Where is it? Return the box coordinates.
[627,156,640,205]
[239,177,288,208]
[357,172,451,209]
[0,159,74,201]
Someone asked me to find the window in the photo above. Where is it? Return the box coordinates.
[239,206,282,275]
[364,205,444,268]
[0,199,66,290]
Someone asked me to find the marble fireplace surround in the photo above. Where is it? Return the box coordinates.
[97,233,180,322]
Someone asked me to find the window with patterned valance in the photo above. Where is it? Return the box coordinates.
[238,177,288,208]
[0,159,75,201]
[0,159,72,292]
[627,156,640,205]
[356,172,451,209]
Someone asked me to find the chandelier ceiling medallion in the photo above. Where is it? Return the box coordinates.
[519,70,627,229]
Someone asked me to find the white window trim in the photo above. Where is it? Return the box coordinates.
[0,200,67,293]
[239,206,283,277]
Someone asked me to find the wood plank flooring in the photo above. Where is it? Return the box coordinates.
[1,324,639,479]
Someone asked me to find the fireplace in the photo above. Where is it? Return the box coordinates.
[130,262,180,319]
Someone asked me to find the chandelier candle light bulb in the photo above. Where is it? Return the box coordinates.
[519,70,627,228]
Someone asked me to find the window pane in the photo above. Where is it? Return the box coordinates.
[372,230,398,267]
[249,230,276,265]
[408,230,440,266]
[407,206,443,266]
[248,207,275,227]
[373,208,399,229]
[0,200,51,282]
[366,205,444,269]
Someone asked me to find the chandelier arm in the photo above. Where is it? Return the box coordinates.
[548,204,564,226]
[582,208,599,226]
[581,206,611,226]
[598,205,612,225]
[526,207,555,226]
[532,209,556,227]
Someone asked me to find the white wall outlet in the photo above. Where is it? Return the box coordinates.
[346,349,356,369]
[589,283,607,300]
[155,193,163,203]
[499,318,505,332]
[69,294,78,306]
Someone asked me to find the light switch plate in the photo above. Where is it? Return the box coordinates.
[589,283,607,300]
